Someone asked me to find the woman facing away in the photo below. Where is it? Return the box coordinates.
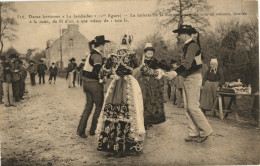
[200,58,225,113]
[137,43,171,130]
[95,33,145,157]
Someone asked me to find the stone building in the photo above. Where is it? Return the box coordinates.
[46,24,90,69]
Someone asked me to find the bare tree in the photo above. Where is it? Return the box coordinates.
[156,0,210,31]
[0,2,18,53]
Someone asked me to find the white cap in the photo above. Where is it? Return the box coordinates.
[210,58,218,65]
[145,43,153,48]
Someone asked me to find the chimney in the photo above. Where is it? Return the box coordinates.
[62,29,68,34]
[68,24,79,34]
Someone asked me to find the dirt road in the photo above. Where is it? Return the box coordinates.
[1,77,260,165]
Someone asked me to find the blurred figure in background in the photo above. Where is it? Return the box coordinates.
[77,58,86,86]
[48,62,58,84]
[18,60,27,100]
[10,54,21,102]
[0,56,4,104]
[3,60,15,107]
[200,58,225,113]
[37,59,47,84]
[66,58,77,88]
[27,60,37,86]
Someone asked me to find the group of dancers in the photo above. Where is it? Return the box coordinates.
[76,24,213,157]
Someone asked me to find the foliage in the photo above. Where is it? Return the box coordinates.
[0,2,18,53]
[1,46,19,59]
[156,0,210,31]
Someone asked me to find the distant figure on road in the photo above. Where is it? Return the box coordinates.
[77,58,86,86]
[10,54,21,102]
[37,60,47,84]
[0,56,4,104]
[66,58,77,88]
[48,62,58,84]
[2,60,15,107]
[18,60,27,100]
[27,60,37,86]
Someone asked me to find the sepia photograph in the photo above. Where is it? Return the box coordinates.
[0,0,259,165]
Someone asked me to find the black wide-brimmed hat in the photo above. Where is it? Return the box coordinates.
[0,55,6,61]
[69,58,76,62]
[173,25,197,34]
[171,59,177,64]
[93,35,110,48]
[18,59,23,64]
[29,60,35,64]
[144,43,155,53]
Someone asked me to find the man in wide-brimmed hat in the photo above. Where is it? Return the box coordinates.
[0,56,5,104]
[27,60,37,86]
[9,53,21,102]
[77,58,86,86]
[77,35,110,138]
[66,57,77,88]
[48,62,58,84]
[166,24,213,143]
[18,59,27,100]
[2,59,16,107]
[37,59,47,84]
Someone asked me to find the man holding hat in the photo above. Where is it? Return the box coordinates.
[37,59,47,84]
[77,35,110,138]
[166,25,213,143]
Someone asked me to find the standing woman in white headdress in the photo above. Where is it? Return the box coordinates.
[96,33,145,157]
[200,58,225,113]
[137,43,171,130]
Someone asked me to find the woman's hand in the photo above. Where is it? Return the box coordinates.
[166,70,177,80]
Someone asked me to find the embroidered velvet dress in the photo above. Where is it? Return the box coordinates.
[96,49,145,155]
[137,58,171,126]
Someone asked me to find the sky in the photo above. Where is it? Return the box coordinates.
[3,0,258,54]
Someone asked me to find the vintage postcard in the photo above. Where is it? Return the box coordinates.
[0,0,259,165]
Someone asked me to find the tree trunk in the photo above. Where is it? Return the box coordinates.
[176,0,183,57]
[0,3,2,53]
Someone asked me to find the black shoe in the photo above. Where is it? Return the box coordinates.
[184,136,199,142]
[77,132,87,138]
[196,136,209,143]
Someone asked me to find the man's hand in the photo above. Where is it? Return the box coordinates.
[166,70,177,80]
[155,69,166,80]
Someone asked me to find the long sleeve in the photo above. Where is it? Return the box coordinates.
[175,42,200,75]
[218,67,225,87]
[202,70,209,86]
